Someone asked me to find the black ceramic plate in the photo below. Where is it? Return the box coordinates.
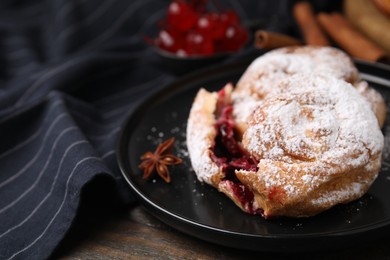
[117,58,390,253]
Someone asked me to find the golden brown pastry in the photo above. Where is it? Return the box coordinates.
[187,74,384,218]
[235,46,359,98]
[355,80,387,127]
[240,74,383,217]
[186,85,227,186]
[232,46,386,132]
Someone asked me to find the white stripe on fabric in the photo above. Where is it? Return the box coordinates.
[0,113,69,189]
[134,8,165,34]
[101,105,130,120]
[71,111,116,129]
[0,97,62,125]
[0,127,78,214]
[0,101,63,159]
[0,140,88,239]
[81,0,152,51]
[15,58,84,106]
[87,126,120,141]
[101,150,115,159]
[6,157,102,260]
[16,51,144,106]
[114,175,123,180]
[56,0,116,42]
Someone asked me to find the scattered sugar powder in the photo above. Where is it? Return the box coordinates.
[145,121,190,167]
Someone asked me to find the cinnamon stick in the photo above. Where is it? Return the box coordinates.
[372,0,390,17]
[255,30,302,49]
[317,12,386,61]
[293,1,330,46]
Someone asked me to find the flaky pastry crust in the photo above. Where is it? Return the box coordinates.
[232,46,386,132]
[186,47,385,218]
[241,74,383,217]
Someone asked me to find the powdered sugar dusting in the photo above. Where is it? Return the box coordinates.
[186,46,386,217]
[311,183,364,206]
[243,74,384,199]
[232,46,359,125]
[235,47,357,96]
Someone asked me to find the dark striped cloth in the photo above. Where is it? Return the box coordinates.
[0,0,340,259]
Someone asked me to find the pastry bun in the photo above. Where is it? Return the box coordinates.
[186,46,385,218]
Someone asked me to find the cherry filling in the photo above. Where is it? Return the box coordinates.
[211,89,262,215]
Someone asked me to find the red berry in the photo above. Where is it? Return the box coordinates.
[197,13,226,40]
[196,14,215,38]
[185,31,214,55]
[211,15,227,39]
[219,10,239,29]
[223,10,239,24]
[155,28,184,53]
[167,0,198,32]
[150,1,247,56]
[217,24,248,52]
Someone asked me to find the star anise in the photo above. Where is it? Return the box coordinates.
[138,137,183,183]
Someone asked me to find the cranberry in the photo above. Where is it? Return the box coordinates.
[196,14,213,35]
[196,13,226,40]
[148,0,248,56]
[216,23,248,52]
[224,180,262,215]
[216,107,241,157]
[185,31,214,55]
[230,181,254,206]
[167,0,198,32]
[222,10,239,25]
[155,28,185,53]
[211,16,227,40]
[217,10,239,36]
[212,91,257,170]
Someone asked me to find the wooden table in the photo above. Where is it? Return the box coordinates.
[52,189,390,260]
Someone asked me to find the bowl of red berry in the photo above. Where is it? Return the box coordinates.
[147,0,250,75]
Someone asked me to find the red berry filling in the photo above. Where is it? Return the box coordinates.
[148,0,248,56]
[211,88,262,215]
